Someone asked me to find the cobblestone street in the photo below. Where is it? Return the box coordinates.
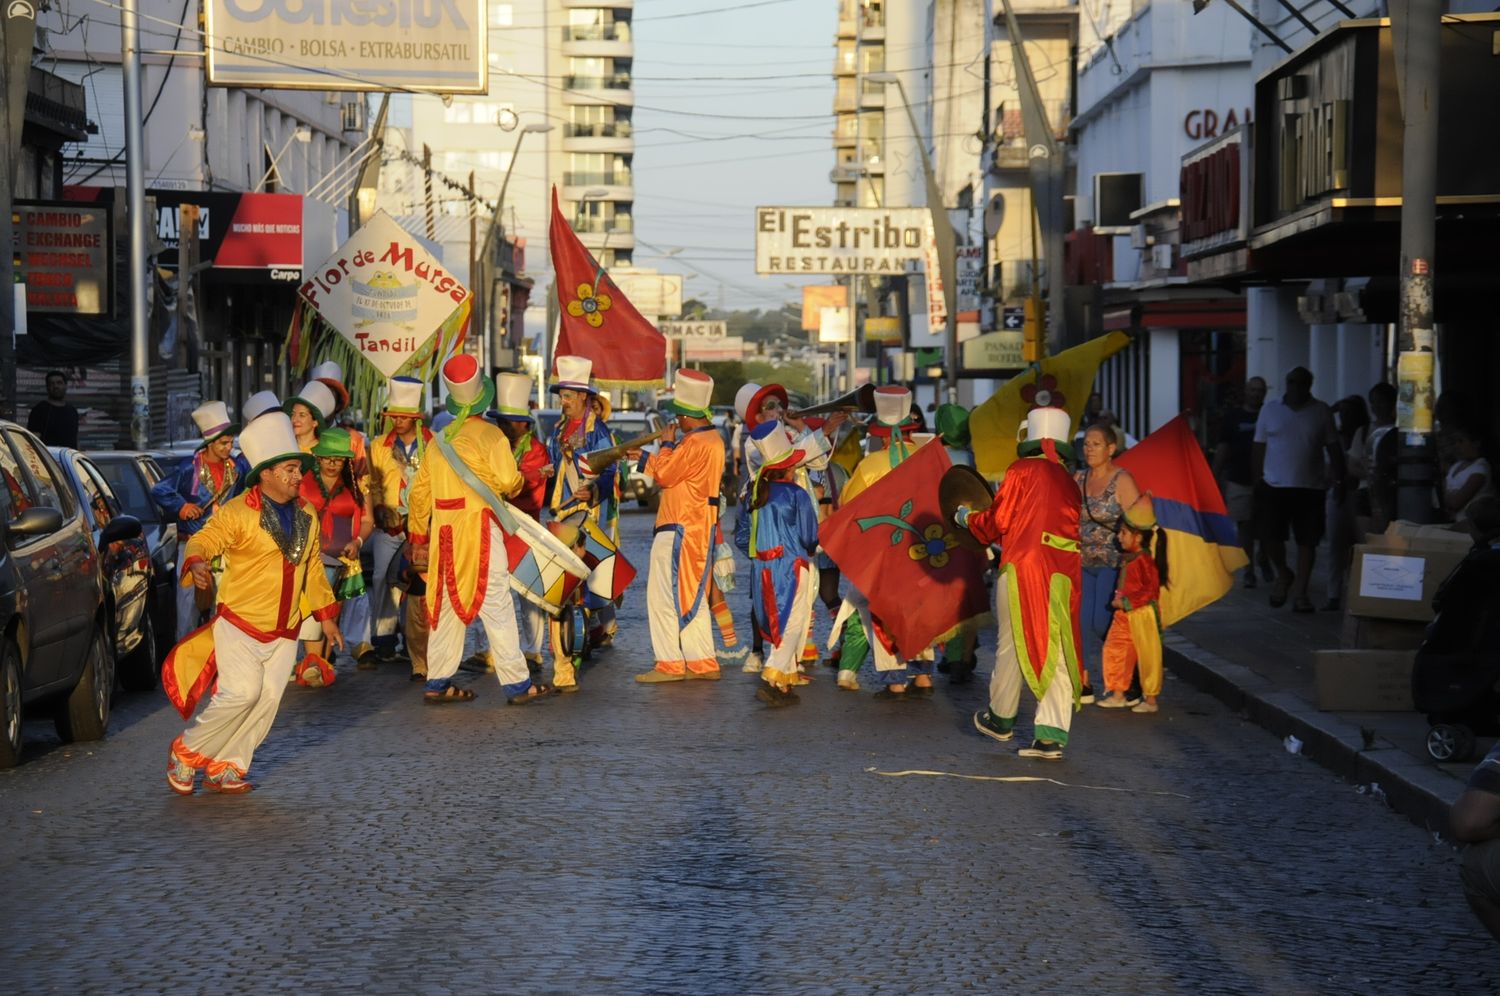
[2,509,1496,993]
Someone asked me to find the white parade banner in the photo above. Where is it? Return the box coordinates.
[298,211,470,378]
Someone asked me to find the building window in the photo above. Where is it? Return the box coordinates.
[489,1,511,26]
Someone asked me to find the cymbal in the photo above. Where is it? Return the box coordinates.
[939,464,994,552]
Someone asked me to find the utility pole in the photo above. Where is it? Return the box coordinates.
[122,0,150,449]
[1391,0,1439,523]
[422,144,436,241]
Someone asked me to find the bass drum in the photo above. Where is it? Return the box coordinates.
[505,507,590,617]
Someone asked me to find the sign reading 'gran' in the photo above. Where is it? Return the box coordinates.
[205,0,487,92]
[755,207,931,275]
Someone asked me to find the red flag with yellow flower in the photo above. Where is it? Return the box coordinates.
[548,186,666,387]
[818,439,990,658]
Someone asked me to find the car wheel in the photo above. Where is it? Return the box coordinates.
[54,622,113,744]
[118,610,158,693]
[0,640,22,769]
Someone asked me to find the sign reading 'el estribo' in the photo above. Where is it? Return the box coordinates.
[755,207,931,274]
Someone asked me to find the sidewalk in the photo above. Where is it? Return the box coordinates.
[1162,558,1475,836]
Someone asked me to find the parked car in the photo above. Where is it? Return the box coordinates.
[90,451,179,667]
[51,448,159,693]
[0,421,116,767]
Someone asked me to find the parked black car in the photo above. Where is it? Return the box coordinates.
[90,451,179,661]
[52,448,159,692]
[0,421,115,768]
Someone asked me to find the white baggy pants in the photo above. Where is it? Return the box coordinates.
[425,520,528,691]
[763,561,816,687]
[179,617,297,777]
[646,529,716,673]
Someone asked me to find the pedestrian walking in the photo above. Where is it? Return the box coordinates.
[735,421,818,707]
[28,369,79,448]
[367,376,431,668]
[165,413,342,795]
[955,406,1083,761]
[408,356,544,705]
[1213,376,1270,587]
[1253,367,1344,613]
[150,401,243,641]
[1075,422,1141,703]
[1326,394,1370,610]
[633,369,725,684]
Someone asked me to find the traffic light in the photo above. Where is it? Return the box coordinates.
[1022,296,1042,362]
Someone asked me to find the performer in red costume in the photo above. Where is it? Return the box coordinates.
[954,406,1084,760]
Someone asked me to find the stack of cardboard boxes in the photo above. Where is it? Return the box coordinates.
[1314,522,1473,711]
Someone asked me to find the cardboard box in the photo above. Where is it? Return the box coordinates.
[1313,650,1416,711]
[1345,521,1471,622]
[1340,610,1428,651]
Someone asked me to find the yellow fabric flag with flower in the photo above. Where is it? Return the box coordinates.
[970,331,1133,480]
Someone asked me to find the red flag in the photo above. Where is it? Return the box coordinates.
[548,187,666,387]
[818,441,990,658]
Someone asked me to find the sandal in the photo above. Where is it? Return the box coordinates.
[423,685,475,704]
[507,683,554,706]
[873,687,907,701]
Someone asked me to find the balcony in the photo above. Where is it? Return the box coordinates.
[573,216,634,234]
[830,162,863,184]
[563,121,633,154]
[565,74,632,90]
[859,80,885,109]
[564,122,632,138]
[564,171,633,187]
[561,23,632,58]
[564,75,635,106]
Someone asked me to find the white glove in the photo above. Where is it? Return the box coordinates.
[953,505,972,529]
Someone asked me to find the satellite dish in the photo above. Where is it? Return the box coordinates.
[984,194,1005,238]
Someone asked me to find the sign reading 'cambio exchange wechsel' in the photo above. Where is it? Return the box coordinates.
[299,211,469,377]
[756,207,931,275]
[204,0,487,93]
[13,202,111,315]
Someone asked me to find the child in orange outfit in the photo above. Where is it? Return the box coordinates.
[1097,497,1170,714]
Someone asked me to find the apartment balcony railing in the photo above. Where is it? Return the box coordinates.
[564,171,633,187]
[563,24,632,42]
[565,74,633,90]
[564,122,634,138]
[573,216,634,234]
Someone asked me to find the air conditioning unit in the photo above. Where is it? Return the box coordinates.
[1151,243,1173,270]
[1129,224,1152,249]
[341,100,367,133]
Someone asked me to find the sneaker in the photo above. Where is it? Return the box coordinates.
[1079,684,1096,705]
[837,670,860,691]
[741,652,764,674]
[204,769,255,794]
[1131,700,1159,714]
[1124,693,1143,707]
[972,709,1015,743]
[635,669,686,684]
[1096,694,1132,709]
[166,745,197,796]
[1017,739,1064,760]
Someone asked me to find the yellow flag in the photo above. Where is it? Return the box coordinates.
[970,331,1133,480]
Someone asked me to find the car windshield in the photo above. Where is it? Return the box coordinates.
[91,457,157,521]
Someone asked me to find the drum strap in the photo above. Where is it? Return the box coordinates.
[430,433,520,536]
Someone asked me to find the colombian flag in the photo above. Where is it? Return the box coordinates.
[1116,414,1249,627]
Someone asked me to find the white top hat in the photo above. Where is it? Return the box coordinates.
[242,390,281,425]
[873,385,912,426]
[308,360,343,385]
[670,369,714,417]
[286,381,338,424]
[240,412,307,477]
[493,372,534,421]
[749,420,804,471]
[191,401,237,442]
[734,382,762,421]
[442,353,492,410]
[1021,406,1072,446]
[552,355,596,394]
[382,376,425,416]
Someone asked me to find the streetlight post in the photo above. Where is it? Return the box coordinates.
[122,0,150,448]
[867,71,959,405]
[478,122,552,375]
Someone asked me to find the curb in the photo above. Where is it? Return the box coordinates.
[1162,634,1457,837]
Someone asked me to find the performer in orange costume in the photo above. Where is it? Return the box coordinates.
[954,406,1084,760]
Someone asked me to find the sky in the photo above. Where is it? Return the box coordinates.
[630,0,836,312]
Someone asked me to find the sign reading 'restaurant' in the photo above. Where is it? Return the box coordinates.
[204,0,487,93]
[13,202,111,315]
[299,210,469,378]
[755,207,930,275]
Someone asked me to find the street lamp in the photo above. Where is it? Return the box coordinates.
[478,121,552,373]
[866,71,960,405]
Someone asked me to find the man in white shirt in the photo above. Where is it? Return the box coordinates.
[1252,366,1345,612]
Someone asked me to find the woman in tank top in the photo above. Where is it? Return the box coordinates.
[1075,423,1141,704]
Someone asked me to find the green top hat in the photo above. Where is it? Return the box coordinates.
[310,427,356,460]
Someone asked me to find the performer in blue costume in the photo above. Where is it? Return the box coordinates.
[735,421,819,707]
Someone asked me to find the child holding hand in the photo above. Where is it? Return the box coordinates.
[1096,496,1170,714]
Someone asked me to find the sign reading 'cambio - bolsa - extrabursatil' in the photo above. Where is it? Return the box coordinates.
[204,0,487,93]
[299,211,469,377]
[755,207,931,275]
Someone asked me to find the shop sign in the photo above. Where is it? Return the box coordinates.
[660,320,727,339]
[800,284,847,330]
[864,315,901,343]
[756,207,930,274]
[299,210,470,377]
[12,202,111,315]
[204,0,487,93]
[151,190,303,281]
[1180,126,1251,259]
[1183,108,1252,141]
[960,330,1025,373]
